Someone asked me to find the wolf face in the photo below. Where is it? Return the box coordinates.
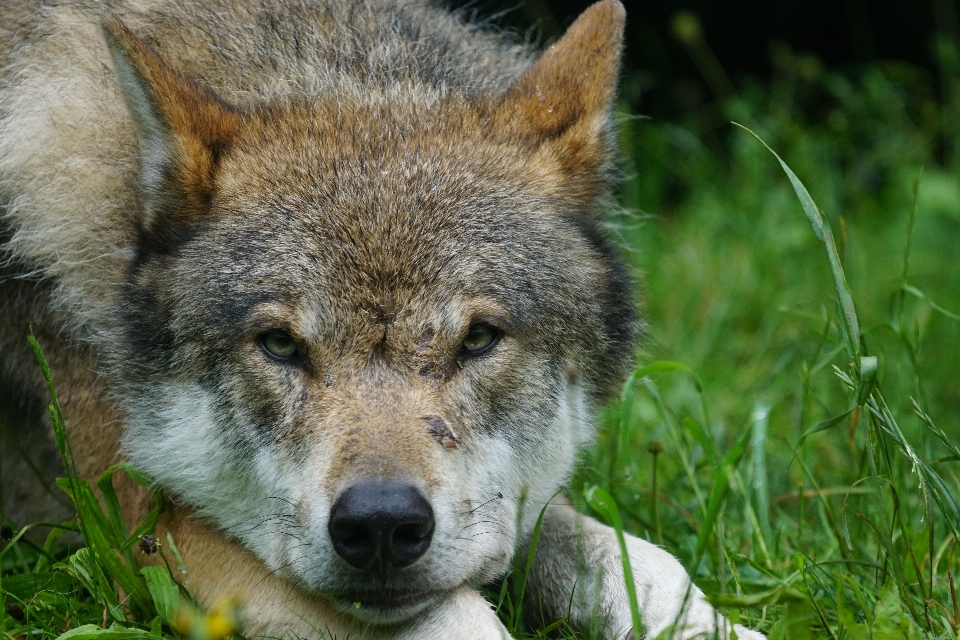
[95,4,636,623]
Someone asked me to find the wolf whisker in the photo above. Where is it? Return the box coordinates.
[252,559,306,590]
[265,495,302,509]
[465,493,504,514]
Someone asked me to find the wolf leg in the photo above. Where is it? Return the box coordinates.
[523,500,765,639]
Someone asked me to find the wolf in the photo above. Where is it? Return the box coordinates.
[0,1,765,638]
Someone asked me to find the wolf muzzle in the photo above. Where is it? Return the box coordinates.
[328,481,435,573]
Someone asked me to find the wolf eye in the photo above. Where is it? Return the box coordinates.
[461,323,500,356]
[260,329,298,360]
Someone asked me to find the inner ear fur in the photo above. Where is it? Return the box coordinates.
[102,16,242,242]
[493,0,625,188]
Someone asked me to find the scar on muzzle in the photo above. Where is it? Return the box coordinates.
[422,415,460,449]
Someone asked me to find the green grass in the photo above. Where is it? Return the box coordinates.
[4,31,960,640]
[563,35,960,639]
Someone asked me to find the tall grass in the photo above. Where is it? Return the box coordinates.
[1,337,221,640]
[561,25,960,640]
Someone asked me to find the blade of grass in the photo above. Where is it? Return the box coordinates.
[30,334,157,620]
[642,379,708,514]
[749,404,772,548]
[140,566,180,625]
[733,123,860,358]
[901,285,960,322]
[692,425,751,571]
[510,489,561,632]
[731,469,773,569]
[894,168,923,329]
[585,486,642,637]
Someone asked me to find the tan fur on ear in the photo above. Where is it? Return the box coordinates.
[496,0,625,140]
[102,16,243,237]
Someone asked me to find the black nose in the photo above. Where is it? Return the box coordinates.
[328,480,434,572]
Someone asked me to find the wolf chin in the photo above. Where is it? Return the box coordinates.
[0,1,764,638]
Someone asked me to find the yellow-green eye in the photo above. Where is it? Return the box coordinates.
[260,329,298,360]
[462,323,500,355]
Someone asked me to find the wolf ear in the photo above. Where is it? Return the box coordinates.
[102,16,242,240]
[494,0,624,182]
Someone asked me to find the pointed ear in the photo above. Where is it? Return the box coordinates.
[493,0,625,186]
[102,16,242,239]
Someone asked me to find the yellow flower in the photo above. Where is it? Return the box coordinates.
[173,596,239,640]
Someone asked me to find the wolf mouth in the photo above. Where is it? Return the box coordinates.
[333,588,441,620]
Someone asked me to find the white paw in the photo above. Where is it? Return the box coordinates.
[393,588,511,640]
[732,624,767,640]
[618,534,766,639]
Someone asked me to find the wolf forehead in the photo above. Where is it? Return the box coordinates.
[132,101,619,334]
[106,0,639,397]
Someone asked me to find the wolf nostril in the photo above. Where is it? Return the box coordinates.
[393,522,427,545]
[330,522,373,559]
[328,480,434,572]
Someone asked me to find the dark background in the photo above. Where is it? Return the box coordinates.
[448,0,960,118]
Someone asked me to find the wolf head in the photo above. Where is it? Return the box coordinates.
[104,0,636,621]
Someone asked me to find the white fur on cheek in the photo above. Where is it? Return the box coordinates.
[431,377,593,589]
[438,434,520,587]
[120,383,292,570]
[518,377,592,536]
